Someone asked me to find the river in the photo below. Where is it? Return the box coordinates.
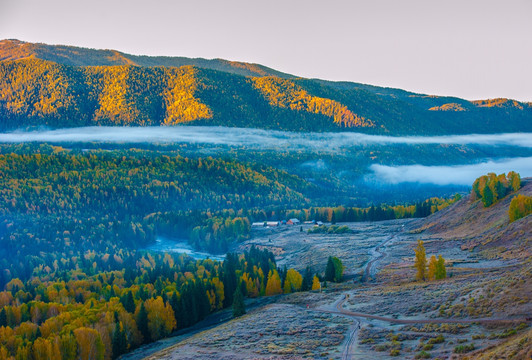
[145,237,226,262]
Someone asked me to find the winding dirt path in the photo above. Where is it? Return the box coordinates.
[341,319,359,360]
[363,234,396,281]
[327,294,526,325]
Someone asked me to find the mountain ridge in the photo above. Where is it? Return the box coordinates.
[1,39,531,134]
[0,39,293,78]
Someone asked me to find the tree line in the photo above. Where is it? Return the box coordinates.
[471,171,520,207]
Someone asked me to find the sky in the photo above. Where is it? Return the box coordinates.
[1,0,531,101]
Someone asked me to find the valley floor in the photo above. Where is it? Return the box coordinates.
[130,220,531,359]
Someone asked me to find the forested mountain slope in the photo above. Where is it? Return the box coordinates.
[1,39,531,134]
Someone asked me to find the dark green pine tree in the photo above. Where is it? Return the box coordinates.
[223,253,238,307]
[232,287,246,317]
[482,185,494,207]
[136,301,150,344]
[325,256,336,282]
[112,322,127,359]
[0,308,7,327]
[120,291,135,314]
[169,292,181,328]
[194,280,211,321]
[302,266,313,291]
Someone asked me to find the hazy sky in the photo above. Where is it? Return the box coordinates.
[1,0,531,101]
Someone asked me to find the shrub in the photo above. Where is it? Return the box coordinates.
[390,349,400,356]
[415,350,431,359]
[454,343,475,353]
[423,344,434,351]
[427,335,445,344]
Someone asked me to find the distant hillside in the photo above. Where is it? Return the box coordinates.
[411,178,531,259]
[0,39,291,78]
[1,39,531,134]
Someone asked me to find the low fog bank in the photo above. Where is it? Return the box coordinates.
[1,126,531,150]
[369,157,532,185]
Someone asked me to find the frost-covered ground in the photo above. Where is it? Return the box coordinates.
[138,220,530,359]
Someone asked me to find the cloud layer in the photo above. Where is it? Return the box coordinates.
[369,157,532,185]
[1,126,531,150]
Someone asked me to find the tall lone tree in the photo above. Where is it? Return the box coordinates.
[325,256,344,283]
[325,257,336,282]
[414,240,427,281]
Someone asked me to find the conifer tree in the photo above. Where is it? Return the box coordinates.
[223,253,238,307]
[169,292,181,328]
[325,257,336,282]
[136,302,150,343]
[482,184,494,207]
[414,240,427,281]
[302,266,313,291]
[232,287,246,317]
[0,308,6,327]
[120,291,135,313]
[112,322,127,359]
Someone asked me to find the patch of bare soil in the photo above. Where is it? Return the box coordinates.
[145,302,351,359]
[238,220,410,278]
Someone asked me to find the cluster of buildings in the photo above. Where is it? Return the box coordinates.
[251,219,324,227]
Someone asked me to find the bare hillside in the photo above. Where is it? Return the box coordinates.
[410,178,531,260]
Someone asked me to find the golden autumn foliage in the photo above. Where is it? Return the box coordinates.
[252,77,373,128]
[311,276,321,291]
[163,66,212,125]
[472,98,524,109]
[74,327,105,360]
[508,194,532,223]
[414,240,427,281]
[427,255,437,281]
[144,296,176,340]
[428,103,467,111]
[283,268,303,294]
[265,269,282,296]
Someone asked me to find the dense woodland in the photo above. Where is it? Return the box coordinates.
[0,245,311,360]
[0,144,458,285]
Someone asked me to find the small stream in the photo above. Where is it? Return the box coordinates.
[145,237,226,262]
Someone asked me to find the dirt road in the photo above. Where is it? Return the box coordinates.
[328,294,526,325]
[362,234,396,281]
